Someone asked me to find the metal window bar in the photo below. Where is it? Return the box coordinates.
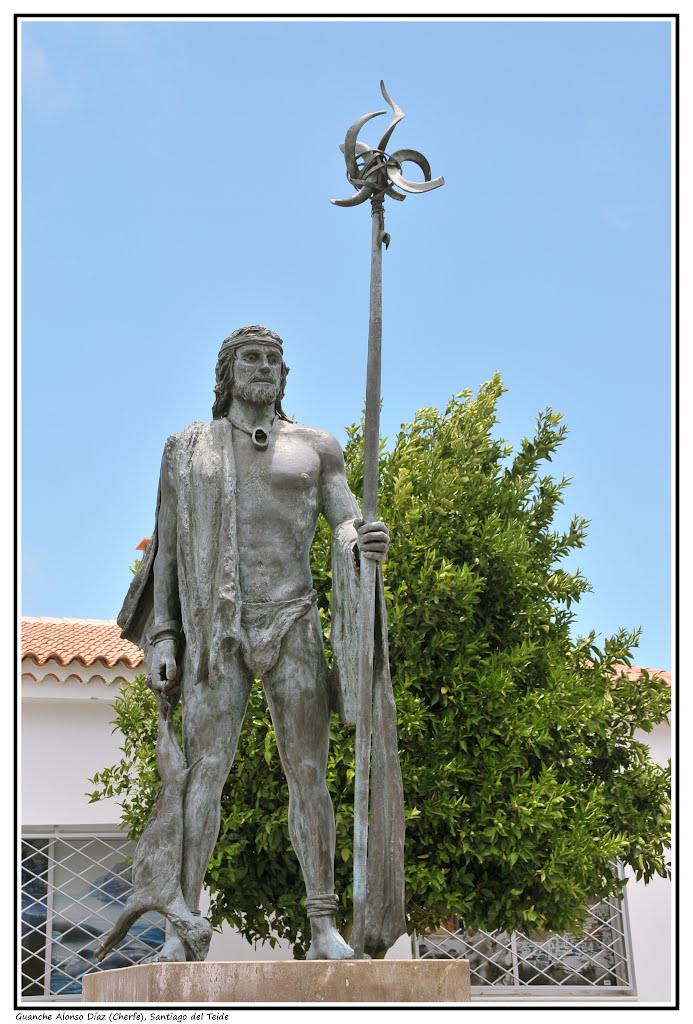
[20,831,165,1002]
[20,839,50,998]
[413,871,635,996]
[42,839,55,999]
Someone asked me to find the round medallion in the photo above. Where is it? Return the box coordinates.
[252,427,269,450]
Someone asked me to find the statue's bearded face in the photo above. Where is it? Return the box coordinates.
[231,343,283,405]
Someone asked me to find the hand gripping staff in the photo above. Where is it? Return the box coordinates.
[331,81,444,960]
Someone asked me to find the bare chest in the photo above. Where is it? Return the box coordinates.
[233,429,321,509]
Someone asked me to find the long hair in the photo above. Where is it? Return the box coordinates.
[212,345,291,420]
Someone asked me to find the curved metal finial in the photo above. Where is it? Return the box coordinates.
[343,109,386,182]
[376,80,405,154]
[331,81,444,208]
[388,149,445,193]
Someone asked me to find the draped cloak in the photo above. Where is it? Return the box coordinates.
[117,418,406,955]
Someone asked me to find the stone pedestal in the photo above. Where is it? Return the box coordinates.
[83,959,471,1004]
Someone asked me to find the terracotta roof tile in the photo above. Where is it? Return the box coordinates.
[612,663,671,688]
[21,617,144,669]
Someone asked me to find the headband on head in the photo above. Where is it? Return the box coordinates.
[219,325,284,356]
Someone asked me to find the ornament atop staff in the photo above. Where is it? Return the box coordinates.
[332,81,444,961]
[332,80,445,211]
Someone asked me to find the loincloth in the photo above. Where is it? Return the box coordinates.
[239,590,318,676]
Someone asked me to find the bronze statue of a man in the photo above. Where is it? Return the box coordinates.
[108,325,405,963]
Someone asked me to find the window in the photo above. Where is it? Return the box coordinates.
[415,884,635,995]
[20,832,165,1001]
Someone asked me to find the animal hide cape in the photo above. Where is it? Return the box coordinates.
[118,418,405,955]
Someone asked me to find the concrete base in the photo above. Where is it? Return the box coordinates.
[82,959,471,1004]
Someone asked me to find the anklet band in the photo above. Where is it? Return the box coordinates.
[304,893,339,918]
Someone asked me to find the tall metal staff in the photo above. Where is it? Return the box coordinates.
[331,81,444,959]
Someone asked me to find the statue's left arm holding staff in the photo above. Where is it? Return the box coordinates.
[315,430,389,565]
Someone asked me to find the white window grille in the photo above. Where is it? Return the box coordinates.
[414,884,636,996]
[21,831,164,1001]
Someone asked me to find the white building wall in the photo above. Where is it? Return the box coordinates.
[21,697,125,826]
[624,721,672,1003]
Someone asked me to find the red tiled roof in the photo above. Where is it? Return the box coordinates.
[612,663,671,688]
[21,617,144,669]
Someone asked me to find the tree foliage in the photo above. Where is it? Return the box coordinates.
[89,375,670,957]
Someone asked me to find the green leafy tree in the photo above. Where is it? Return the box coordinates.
[89,375,670,957]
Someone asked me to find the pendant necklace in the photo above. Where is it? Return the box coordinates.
[228,414,277,451]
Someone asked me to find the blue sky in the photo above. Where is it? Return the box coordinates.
[20,16,672,670]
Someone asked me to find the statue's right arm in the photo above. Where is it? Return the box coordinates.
[150,440,181,695]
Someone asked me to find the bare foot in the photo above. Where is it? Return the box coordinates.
[307,917,355,961]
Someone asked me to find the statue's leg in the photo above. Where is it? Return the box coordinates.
[263,606,354,961]
[147,644,252,963]
[181,645,253,913]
